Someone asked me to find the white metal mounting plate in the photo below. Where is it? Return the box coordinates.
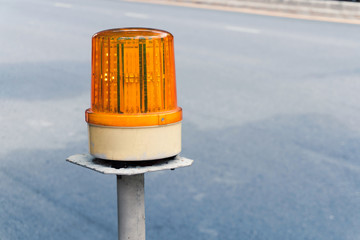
[66,154,193,175]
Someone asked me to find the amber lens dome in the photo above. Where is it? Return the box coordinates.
[86,28,182,127]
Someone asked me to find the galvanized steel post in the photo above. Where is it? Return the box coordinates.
[117,174,145,240]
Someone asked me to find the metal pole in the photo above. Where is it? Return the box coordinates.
[67,154,192,240]
[117,174,145,240]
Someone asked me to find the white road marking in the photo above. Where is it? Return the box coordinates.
[27,119,54,128]
[193,193,205,202]
[54,2,72,8]
[225,25,261,34]
[198,225,218,237]
[124,12,149,19]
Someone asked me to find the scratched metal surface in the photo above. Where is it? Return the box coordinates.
[66,154,193,175]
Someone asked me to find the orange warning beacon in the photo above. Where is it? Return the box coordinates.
[86,28,182,161]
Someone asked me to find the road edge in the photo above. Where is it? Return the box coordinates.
[125,0,360,25]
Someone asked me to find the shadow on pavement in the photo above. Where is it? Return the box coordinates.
[1,113,360,239]
[0,61,89,100]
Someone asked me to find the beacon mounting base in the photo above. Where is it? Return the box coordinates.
[88,122,182,161]
[66,153,193,240]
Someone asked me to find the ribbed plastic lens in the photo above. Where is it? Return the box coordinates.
[86,28,182,127]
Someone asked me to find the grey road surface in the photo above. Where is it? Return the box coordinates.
[1,0,360,239]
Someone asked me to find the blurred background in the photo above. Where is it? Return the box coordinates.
[1,0,360,239]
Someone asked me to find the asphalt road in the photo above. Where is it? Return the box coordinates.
[1,0,360,239]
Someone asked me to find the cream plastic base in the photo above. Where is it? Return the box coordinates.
[88,122,181,161]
